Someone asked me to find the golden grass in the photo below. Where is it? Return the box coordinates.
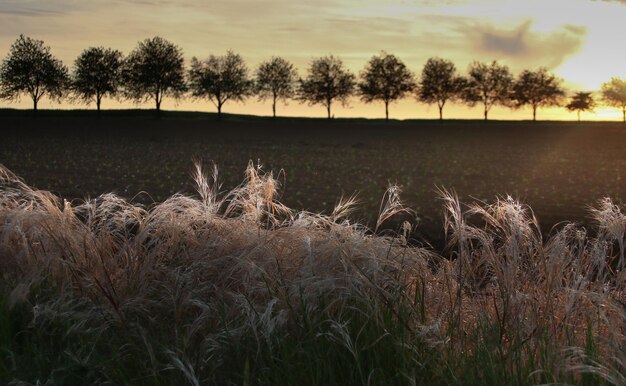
[0,162,624,385]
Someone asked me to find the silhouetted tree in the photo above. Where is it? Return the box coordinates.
[0,35,69,111]
[462,61,513,121]
[601,78,626,122]
[566,92,595,122]
[358,52,415,121]
[122,37,186,112]
[72,47,123,117]
[418,57,466,121]
[299,55,355,119]
[255,57,298,118]
[188,51,252,120]
[512,68,564,121]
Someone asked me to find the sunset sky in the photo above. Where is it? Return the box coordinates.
[1,0,625,120]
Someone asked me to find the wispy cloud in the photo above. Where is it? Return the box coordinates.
[459,21,587,70]
[594,0,626,3]
[0,1,70,17]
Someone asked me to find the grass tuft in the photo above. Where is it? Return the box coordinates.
[0,162,624,385]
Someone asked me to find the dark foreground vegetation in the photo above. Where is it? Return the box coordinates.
[0,158,624,385]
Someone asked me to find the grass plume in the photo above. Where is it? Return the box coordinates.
[0,162,624,385]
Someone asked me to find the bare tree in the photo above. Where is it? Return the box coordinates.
[122,36,186,112]
[462,60,513,121]
[299,55,355,119]
[601,77,626,123]
[358,52,415,121]
[512,68,564,121]
[0,35,69,111]
[418,57,465,121]
[255,57,298,118]
[73,47,123,117]
[566,92,595,122]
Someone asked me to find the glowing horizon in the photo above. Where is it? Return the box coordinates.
[1,0,625,120]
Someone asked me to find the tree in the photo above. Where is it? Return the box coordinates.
[358,52,415,121]
[72,47,123,116]
[512,68,564,121]
[255,57,298,118]
[299,55,356,119]
[122,36,186,112]
[566,92,595,122]
[462,60,513,121]
[188,51,252,120]
[0,35,69,111]
[418,57,465,121]
[601,78,626,123]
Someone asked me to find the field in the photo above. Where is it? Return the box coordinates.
[0,110,625,385]
[2,109,626,246]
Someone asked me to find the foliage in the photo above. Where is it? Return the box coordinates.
[0,35,69,111]
[358,52,416,120]
[72,47,123,115]
[566,92,596,122]
[0,163,624,385]
[462,61,513,120]
[601,78,626,122]
[299,55,356,119]
[417,57,466,120]
[121,36,187,112]
[255,57,298,118]
[189,51,253,119]
[512,68,565,121]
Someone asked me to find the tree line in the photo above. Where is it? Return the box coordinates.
[1,35,625,122]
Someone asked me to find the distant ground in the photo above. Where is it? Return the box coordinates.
[1,108,625,247]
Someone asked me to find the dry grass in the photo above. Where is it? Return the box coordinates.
[0,162,624,385]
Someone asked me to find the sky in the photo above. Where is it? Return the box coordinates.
[0,0,625,120]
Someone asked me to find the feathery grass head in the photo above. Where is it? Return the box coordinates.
[0,163,623,385]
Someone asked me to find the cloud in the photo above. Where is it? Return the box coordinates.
[460,21,587,70]
[0,2,69,17]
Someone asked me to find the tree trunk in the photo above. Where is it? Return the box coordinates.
[97,98,102,119]
[217,103,222,120]
[484,105,488,121]
[327,102,331,120]
[32,89,39,112]
[155,90,161,114]
[532,105,537,121]
[272,95,276,118]
[439,105,443,121]
[385,101,389,121]
[577,111,581,122]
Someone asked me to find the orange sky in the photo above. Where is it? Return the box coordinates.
[1,0,625,120]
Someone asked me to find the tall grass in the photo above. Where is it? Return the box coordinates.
[0,162,624,385]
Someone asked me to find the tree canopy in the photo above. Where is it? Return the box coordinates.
[72,47,123,115]
[512,68,564,121]
[418,57,465,121]
[566,92,595,122]
[463,61,513,121]
[601,78,626,122]
[5,33,626,122]
[255,57,298,118]
[0,35,69,111]
[299,56,356,119]
[358,52,415,121]
[188,51,253,119]
[122,36,186,112]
